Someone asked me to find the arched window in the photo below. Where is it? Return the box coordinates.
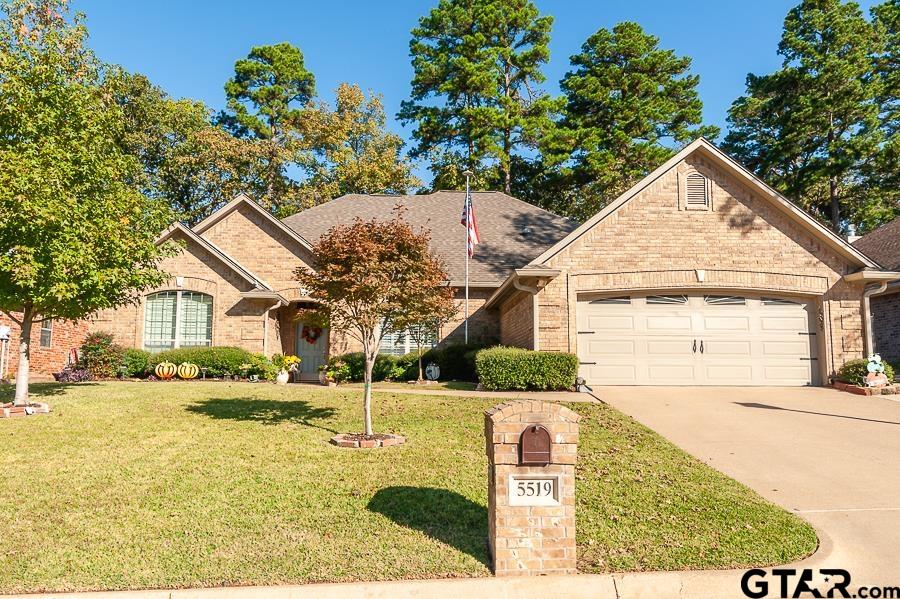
[144,291,212,352]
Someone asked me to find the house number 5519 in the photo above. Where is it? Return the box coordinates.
[508,475,561,506]
[516,480,553,497]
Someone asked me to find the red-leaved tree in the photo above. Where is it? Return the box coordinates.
[295,208,456,437]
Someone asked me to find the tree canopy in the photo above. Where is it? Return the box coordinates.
[399,0,555,193]
[723,0,885,233]
[0,0,174,403]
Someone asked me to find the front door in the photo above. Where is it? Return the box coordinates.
[295,323,329,381]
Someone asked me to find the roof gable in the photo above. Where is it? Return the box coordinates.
[157,222,271,290]
[193,194,313,252]
[530,138,877,269]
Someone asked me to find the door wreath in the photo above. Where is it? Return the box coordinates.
[301,325,322,344]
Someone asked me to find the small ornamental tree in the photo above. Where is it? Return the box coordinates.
[295,208,456,436]
[0,0,173,405]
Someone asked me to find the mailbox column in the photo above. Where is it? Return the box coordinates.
[484,400,580,576]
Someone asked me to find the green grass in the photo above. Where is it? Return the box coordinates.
[0,382,816,592]
[344,381,477,391]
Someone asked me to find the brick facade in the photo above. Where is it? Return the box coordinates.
[499,150,868,382]
[485,400,579,576]
[0,313,87,378]
[871,290,900,364]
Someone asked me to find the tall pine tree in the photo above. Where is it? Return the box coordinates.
[544,22,717,220]
[724,0,883,233]
[398,0,554,193]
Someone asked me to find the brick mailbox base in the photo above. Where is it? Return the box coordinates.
[484,400,580,576]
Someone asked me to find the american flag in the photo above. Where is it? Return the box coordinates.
[460,192,480,257]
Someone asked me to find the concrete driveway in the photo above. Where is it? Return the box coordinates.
[597,386,900,589]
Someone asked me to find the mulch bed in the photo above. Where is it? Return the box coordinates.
[329,432,406,449]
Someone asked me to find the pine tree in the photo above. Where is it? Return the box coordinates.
[545,22,717,220]
[724,0,883,232]
[398,0,554,193]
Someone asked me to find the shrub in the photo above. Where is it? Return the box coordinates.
[326,352,412,382]
[476,347,579,391]
[79,332,125,379]
[837,358,895,385]
[53,366,93,382]
[148,346,266,378]
[325,359,351,383]
[403,342,488,381]
[121,349,151,378]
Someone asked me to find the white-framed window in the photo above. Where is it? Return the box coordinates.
[39,319,52,348]
[143,290,212,352]
[379,321,438,356]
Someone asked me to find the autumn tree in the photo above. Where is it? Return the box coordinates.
[295,210,455,436]
[399,0,555,193]
[543,22,717,220]
[723,0,883,232]
[0,0,173,404]
[107,69,267,225]
[218,42,317,216]
[305,84,419,200]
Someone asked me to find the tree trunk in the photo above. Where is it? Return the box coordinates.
[418,346,424,382]
[829,177,841,233]
[363,351,374,437]
[503,129,512,195]
[13,306,33,407]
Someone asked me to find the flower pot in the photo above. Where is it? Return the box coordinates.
[276,370,290,385]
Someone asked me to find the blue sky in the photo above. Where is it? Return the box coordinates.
[75,0,878,178]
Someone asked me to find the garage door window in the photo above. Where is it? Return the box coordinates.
[704,295,746,306]
[646,295,688,305]
[762,297,801,306]
[589,296,631,305]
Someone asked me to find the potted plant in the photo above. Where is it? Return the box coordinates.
[324,360,350,387]
[272,354,301,385]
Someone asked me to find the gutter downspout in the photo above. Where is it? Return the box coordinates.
[513,278,541,351]
[262,300,282,357]
[863,282,888,357]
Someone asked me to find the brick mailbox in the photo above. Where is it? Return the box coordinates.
[484,400,580,576]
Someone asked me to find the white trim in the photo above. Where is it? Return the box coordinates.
[192,193,314,252]
[529,138,878,269]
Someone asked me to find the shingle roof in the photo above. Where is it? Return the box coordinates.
[282,191,578,286]
[853,217,900,270]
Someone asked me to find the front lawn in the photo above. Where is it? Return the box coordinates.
[0,382,816,592]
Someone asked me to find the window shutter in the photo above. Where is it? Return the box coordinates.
[685,173,709,207]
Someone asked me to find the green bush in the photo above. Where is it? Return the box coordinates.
[402,342,488,381]
[148,346,268,378]
[326,352,415,382]
[837,358,895,385]
[121,348,151,378]
[476,347,579,391]
[79,331,126,379]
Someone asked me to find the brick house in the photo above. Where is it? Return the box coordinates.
[0,313,87,379]
[89,138,900,386]
[852,217,900,364]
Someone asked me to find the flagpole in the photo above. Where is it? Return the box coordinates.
[463,170,473,345]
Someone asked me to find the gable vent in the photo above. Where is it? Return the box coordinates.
[685,173,709,207]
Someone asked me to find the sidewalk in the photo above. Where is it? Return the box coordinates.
[335,384,603,403]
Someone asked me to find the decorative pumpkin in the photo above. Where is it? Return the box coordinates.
[177,362,199,380]
[154,361,177,380]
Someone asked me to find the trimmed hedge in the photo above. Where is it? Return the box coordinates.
[476,347,579,391]
[148,347,270,378]
[326,352,416,382]
[122,349,151,378]
[79,332,126,379]
[837,358,895,385]
[406,342,488,381]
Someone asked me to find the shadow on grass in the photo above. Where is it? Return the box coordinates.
[367,486,489,566]
[186,397,338,433]
[0,381,98,401]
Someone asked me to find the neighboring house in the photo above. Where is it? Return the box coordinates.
[0,313,87,380]
[852,217,900,364]
[91,138,900,386]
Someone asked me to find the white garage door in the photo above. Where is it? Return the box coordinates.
[577,293,818,386]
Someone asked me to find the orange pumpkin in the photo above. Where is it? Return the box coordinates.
[177,362,199,380]
[155,361,177,380]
